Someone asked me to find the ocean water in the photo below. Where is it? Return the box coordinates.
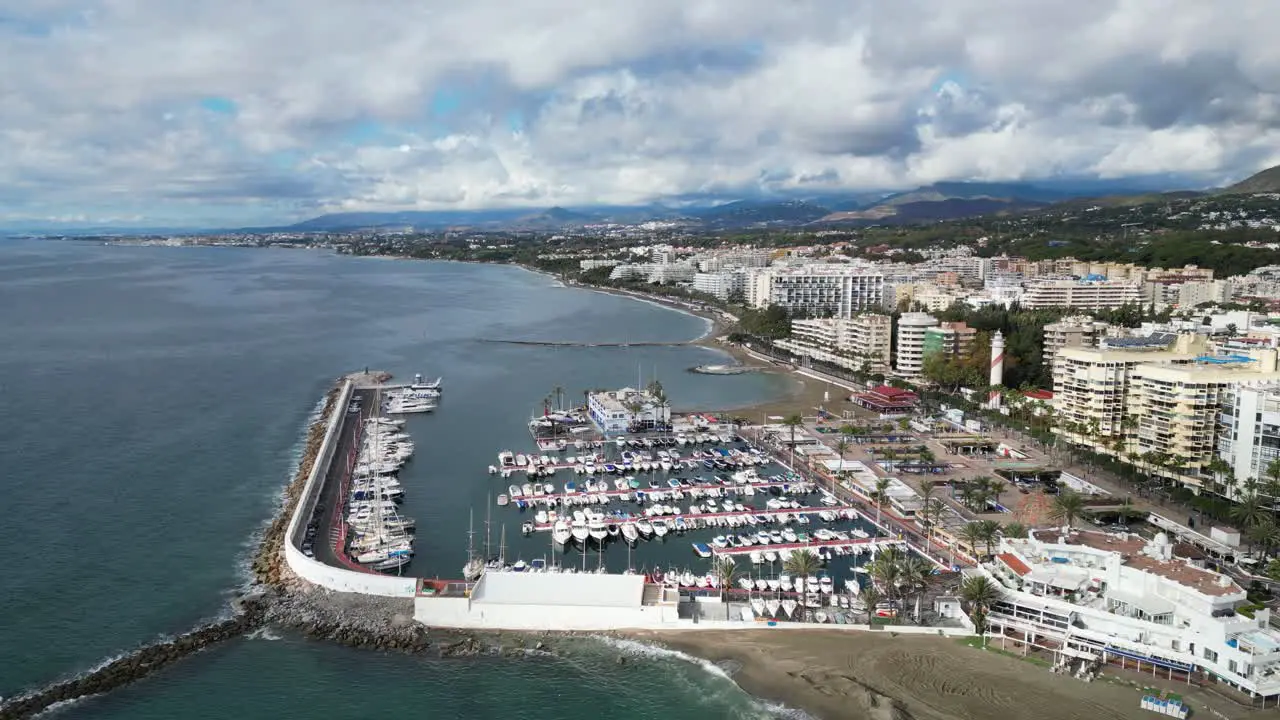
[0,240,800,718]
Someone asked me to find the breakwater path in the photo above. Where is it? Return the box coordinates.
[477,339,689,348]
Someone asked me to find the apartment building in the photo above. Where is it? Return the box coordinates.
[745,265,887,318]
[1051,335,1202,450]
[895,312,939,379]
[1043,317,1112,371]
[1217,383,1280,497]
[923,321,977,358]
[1022,279,1144,310]
[982,529,1279,701]
[693,249,771,273]
[692,271,746,300]
[774,314,892,373]
[1054,338,1280,489]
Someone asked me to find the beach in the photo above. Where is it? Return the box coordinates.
[628,629,1270,720]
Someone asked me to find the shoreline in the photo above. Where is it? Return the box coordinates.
[625,630,1271,720]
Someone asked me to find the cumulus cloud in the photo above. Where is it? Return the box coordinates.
[1,0,1279,225]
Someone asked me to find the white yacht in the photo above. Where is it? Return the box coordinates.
[552,520,572,546]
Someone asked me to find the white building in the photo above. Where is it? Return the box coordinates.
[1217,383,1280,496]
[895,312,939,379]
[774,314,893,373]
[587,387,671,434]
[694,249,771,272]
[1022,279,1144,310]
[982,528,1280,701]
[745,265,887,318]
[692,270,747,300]
[579,259,620,271]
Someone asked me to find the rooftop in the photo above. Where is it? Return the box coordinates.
[1062,531,1242,597]
[471,570,646,608]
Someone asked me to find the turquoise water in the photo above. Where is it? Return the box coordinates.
[0,240,803,718]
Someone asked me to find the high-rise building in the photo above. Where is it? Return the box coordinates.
[1042,316,1112,370]
[922,321,977,359]
[1216,383,1280,498]
[895,312,939,379]
[774,313,893,374]
[1022,279,1144,309]
[744,265,886,318]
[692,271,746,300]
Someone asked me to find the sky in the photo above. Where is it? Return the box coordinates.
[2,0,1280,229]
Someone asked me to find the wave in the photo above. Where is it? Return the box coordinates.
[231,393,327,592]
[246,627,283,641]
[587,636,817,720]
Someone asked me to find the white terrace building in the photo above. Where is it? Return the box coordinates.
[980,528,1280,701]
[587,387,671,435]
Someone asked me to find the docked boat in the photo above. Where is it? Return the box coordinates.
[570,519,590,543]
[587,518,608,542]
[651,519,669,538]
[621,523,639,544]
[552,520,573,546]
[635,519,653,537]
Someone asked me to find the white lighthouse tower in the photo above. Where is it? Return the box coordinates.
[988,330,1005,409]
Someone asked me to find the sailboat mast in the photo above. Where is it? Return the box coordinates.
[498,525,507,567]
[467,508,476,563]
[484,497,492,560]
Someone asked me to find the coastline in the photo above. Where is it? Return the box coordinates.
[625,630,1269,720]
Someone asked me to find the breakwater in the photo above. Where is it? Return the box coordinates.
[0,379,346,719]
[478,338,688,348]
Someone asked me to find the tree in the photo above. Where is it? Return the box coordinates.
[1002,522,1028,539]
[713,556,738,604]
[976,519,1002,558]
[868,547,904,619]
[872,477,892,525]
[1050,491,1087,530]
[960,522,986,559]
[960,575,1002,645]
[900,555,935,624]
[1246,518,1280,561]
[781,414,804,465]
[833,437,850,493]
[1231,492,1270,536]
[783,550,823,622]
[859,583,885,623]
[988,480,1007,510]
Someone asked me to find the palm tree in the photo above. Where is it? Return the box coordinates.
[781,413,803,464]
[872,477,892,525]
[924,498,945,547]
[868,547,904,618]
[988,480,1007,510]
[713,556,738,605]
[1001,522,1027,539]
[1246,518,1280,561]
[833,437,850,494]
[552,385,565,412]
[976,519,1002,558]
[783,550,822,621]
[960,522,986,559]
[859,583,884,624]
[900,555,934,624]
[960,575,1002,646]
[1231,492,1270,534]
[1050,490,1087,530]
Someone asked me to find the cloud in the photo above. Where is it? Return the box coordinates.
[1,0,1279,225]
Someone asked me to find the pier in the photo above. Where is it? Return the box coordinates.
[527,504,860,532]
[709,536,905,558]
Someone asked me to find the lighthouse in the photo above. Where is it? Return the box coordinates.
[988,330,1005,409]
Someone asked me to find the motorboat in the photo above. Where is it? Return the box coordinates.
[570,519,590,543]
[552,520,572,546]
[651,519,669,538]
[588,518,608,542]
[635,519,653,537]
[621,523,639,544]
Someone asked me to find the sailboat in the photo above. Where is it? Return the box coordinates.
[462,509,484,581]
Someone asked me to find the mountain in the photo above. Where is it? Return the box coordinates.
[506,206,601,229]
[1223,164,1280,194]
[692,200,831,229]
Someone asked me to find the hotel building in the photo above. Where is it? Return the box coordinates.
[775,314,893,374]
[745,265,887,318]
[1217,383,1280,498]
[981,528,1280,701]
[895,312,939,379]
[1022,279,1144,310]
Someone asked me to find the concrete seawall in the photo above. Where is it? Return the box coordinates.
[281,379,416,597]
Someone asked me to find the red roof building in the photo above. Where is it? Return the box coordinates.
[997,552,1032,577]
[853,385,918,414]
[1021,389,1054,401]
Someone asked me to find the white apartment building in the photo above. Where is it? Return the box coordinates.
[1043,317,1112,371]
[579,259,620,271]
[692,271,746,301]
[694,249,771,272]
[1022,279,1144,310]
[1217,383,1280,497]
[895,312,939,379]
[1178,280,1235,308]
[745,265,887,318]
[982,529,1280,701]
[587,387,671,435]
[775,314,892,374]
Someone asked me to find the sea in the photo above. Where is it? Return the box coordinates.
[0,239,811,719]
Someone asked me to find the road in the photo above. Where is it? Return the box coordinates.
[311,388,374,570]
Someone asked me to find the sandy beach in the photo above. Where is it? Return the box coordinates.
[627,630,1268,720]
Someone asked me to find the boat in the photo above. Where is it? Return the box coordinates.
[636,519,653,537]
[750,598,766,616]
[691,543,712,558]
[766,598,782,617]
[496,494,509,506]
[552,520,572,546]
[621,523,639,544]
[781,599,798,618]
[651,519,669,538]
[606,523,621,538]
[748,550,762,564]
[588,518,608,542]
[570,519,590,543]
[764,550,778,563]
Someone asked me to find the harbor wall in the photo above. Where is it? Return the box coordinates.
[284,379,416,597]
